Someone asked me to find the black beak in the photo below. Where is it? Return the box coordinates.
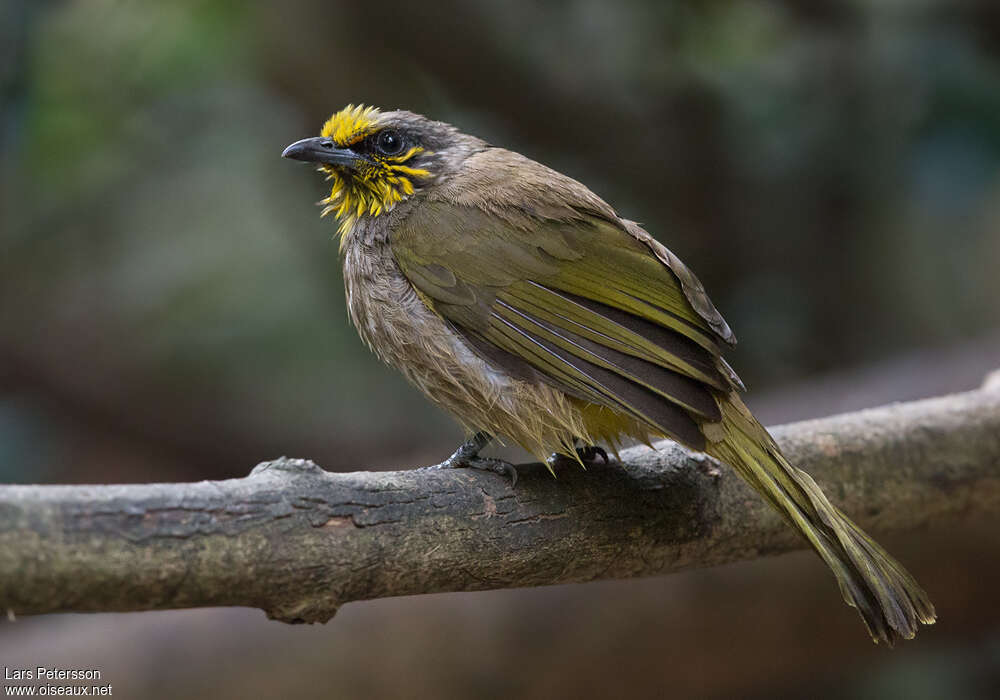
[281,137,358,167]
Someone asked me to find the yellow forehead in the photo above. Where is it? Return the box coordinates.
[320,104,381,146]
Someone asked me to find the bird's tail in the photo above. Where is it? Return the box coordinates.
[705,395,936,645]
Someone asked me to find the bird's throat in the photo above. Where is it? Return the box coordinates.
[319,167,426,240]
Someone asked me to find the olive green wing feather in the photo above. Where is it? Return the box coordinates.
[391,201,739,450]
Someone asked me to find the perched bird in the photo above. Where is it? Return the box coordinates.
[283,104,936,644]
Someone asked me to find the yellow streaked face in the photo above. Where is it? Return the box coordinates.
[314,105,433,232]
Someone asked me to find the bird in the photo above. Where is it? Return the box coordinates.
[282,104,936,645]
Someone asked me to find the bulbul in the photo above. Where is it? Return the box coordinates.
[283,104,935,644]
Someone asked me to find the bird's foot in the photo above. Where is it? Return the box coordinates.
[436,453,519,486]
[546,444,610,469]
[424,432,518,486]
[576,444,609,464]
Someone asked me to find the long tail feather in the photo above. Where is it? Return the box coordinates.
[706,395,936,645]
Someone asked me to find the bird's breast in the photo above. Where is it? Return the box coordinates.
[341,231,512,403]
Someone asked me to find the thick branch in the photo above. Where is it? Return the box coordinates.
[1,373,999,623]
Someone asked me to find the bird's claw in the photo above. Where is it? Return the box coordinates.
[473,457,519,487]
[546,444,611,469]
[576,445,609,464]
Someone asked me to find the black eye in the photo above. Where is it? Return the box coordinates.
[375,130,404,156]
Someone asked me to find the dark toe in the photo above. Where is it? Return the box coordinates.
[576,445,609,464]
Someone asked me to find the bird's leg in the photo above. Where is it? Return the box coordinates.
[430,431,519,486]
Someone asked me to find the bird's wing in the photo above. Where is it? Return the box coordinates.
[391,200,742,450]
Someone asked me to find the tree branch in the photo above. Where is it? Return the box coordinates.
[2,371,998,624]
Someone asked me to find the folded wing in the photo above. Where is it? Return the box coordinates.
[391,201,741,451]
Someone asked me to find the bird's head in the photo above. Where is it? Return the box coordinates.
[282,105,478,236]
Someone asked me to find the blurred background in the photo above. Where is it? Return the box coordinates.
[1,0,999,697]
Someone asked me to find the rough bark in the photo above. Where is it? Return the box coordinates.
[1,372,998,624]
